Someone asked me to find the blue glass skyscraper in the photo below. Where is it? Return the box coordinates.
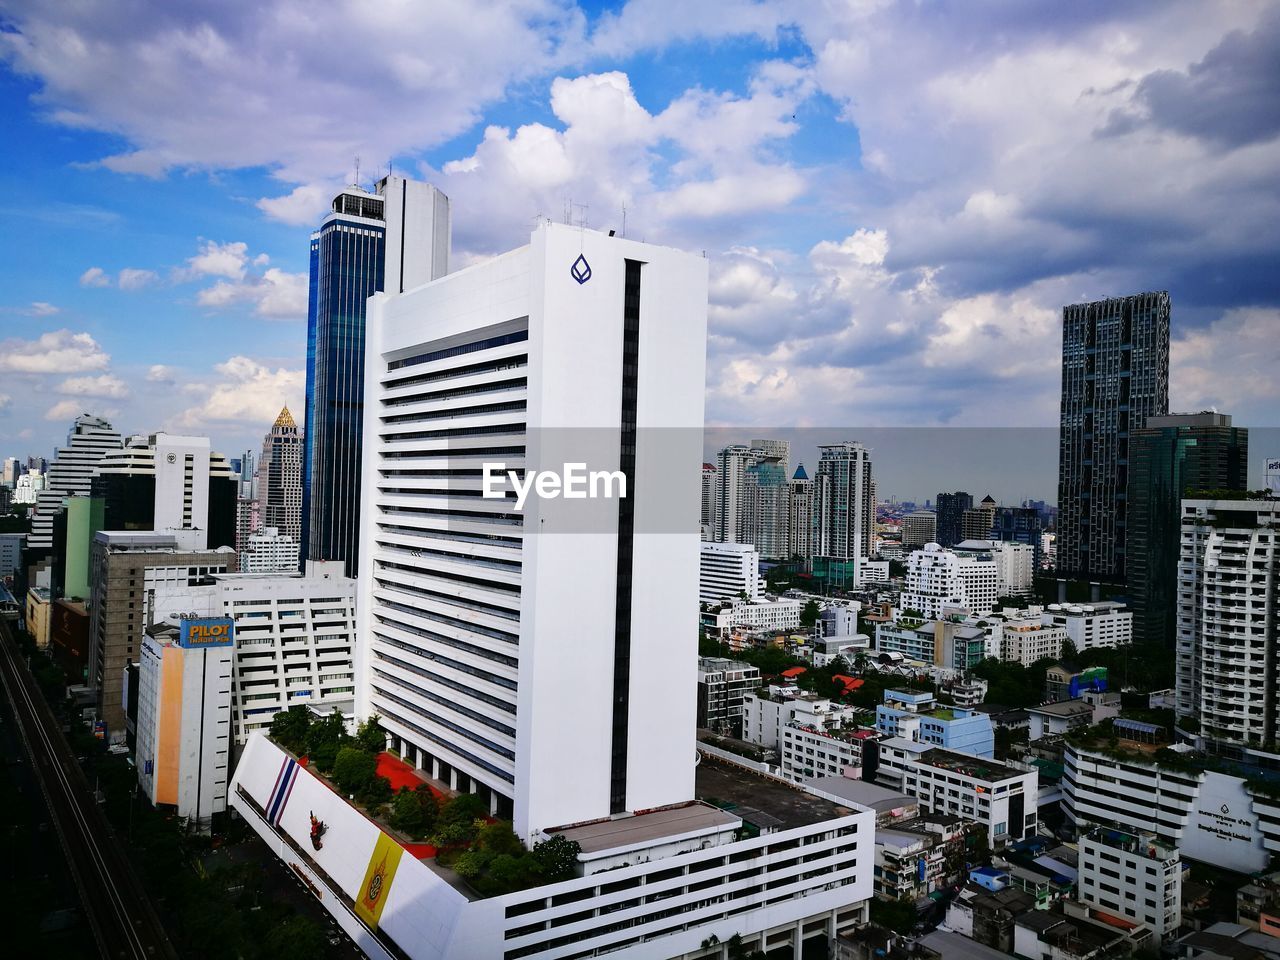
[302,177,450,575]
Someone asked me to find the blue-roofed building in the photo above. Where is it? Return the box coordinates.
[875,689,995,758]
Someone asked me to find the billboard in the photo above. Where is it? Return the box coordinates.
[1069,666,1108,698]
[178,617,234,649]
[1267,458,1280,492]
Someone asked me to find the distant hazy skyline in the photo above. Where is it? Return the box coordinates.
[2,2,1277,460]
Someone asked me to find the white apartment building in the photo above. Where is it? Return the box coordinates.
[1063,742,1280,874]
[742,685,857,752]
[901,543,998,619]
[240,526,301,573]
[781,723,878,782]
[1077,827,1181,944]
[997,612,1068,666]
[31,413,123,548]
[135,617,233,827]
[12,470,45,504]
[704,597,802,635]
[957,539,1035,596]
[1175,499,1280,747]
[148,561,356,744]
[1041,602,1131,651]
[874,737,1038,847]
[698,541,763,605]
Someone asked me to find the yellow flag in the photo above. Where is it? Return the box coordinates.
[355,832,404,930]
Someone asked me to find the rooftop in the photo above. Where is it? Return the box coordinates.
[886,738,1025,782]
[1028,699,1094,718]
[804,775,915,814]
[546,802,740,856]
[696,757,849,829]
[918,930,1011,960]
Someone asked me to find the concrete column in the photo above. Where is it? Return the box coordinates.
[431,756,440,780]
[793,921,804,955]
[449,768,458,790]
[489,791,499,816]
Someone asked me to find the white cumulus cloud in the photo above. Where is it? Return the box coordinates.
[172,356,304,429]
[79,266,110,287]
[0,330,110,374]
[58,373,130,399]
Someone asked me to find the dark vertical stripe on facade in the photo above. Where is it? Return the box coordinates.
[610,259,642,814]
[399,180,407,294]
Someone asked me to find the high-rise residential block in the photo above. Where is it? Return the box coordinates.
[1128,413,1247,646]
[30,413,122,549]
[258,407,303,566]
[787,462,814,560]
[1176,498,1280,748]
[902,510,937,548]
[812,442,874,587]
[713,443,756,544]
[303,177,450,577]
[935,491,973,548]
[1058,292,1170,582]
[699,461,716,538]
[960,494,998,541]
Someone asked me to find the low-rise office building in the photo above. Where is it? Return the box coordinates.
[874,737,1038,848]
[875,689,995,758]
[781,723,879,781]
[1041,602,1131,651]
[742,684,858,752]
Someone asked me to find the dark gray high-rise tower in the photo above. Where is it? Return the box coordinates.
[1057,291,1170,582]
[302,176,450,576]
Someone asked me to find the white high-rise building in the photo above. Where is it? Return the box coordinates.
[699,462,716,539]
[1176,498,1280,746]
[31,413,122,548]
[812,442,874,587]
[231,221,876,960]
[713,443,756,543]
[92,433,237,548]
[699,541,763,605]
[901,543,999,618]
[357,221,707,840]
[258,406,303,547]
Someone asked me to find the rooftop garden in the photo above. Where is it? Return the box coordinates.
[268,706,580,897]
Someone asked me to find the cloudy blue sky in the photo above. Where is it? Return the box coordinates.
[1,0,1277,487]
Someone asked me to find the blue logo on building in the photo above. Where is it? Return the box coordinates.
[570,254,592,285]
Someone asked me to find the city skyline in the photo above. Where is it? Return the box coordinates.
[2,2,1278,461]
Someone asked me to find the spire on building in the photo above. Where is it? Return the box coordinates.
[792,463,809,481]
[273,406,297,430]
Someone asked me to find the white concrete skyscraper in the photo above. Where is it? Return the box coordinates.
[812,441,875,587]
[30,413,123,549]
[357,221,707,841]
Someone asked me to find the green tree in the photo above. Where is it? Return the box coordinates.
[532,834,581,882]
[390,785,439,837]
[476,821,524,857]
[332,746,378,796]
[354,715,386,753]
[869,897,917,934]
[800,599,821,628]
[304,709,349,771]
[269,705,311,753]
[262,915,330,960]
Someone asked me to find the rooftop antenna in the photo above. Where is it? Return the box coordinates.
[622,205,627,238]
[570,201,588,228]
[354,155,360,189]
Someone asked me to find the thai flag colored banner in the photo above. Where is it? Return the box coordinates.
[266,756,301,828]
